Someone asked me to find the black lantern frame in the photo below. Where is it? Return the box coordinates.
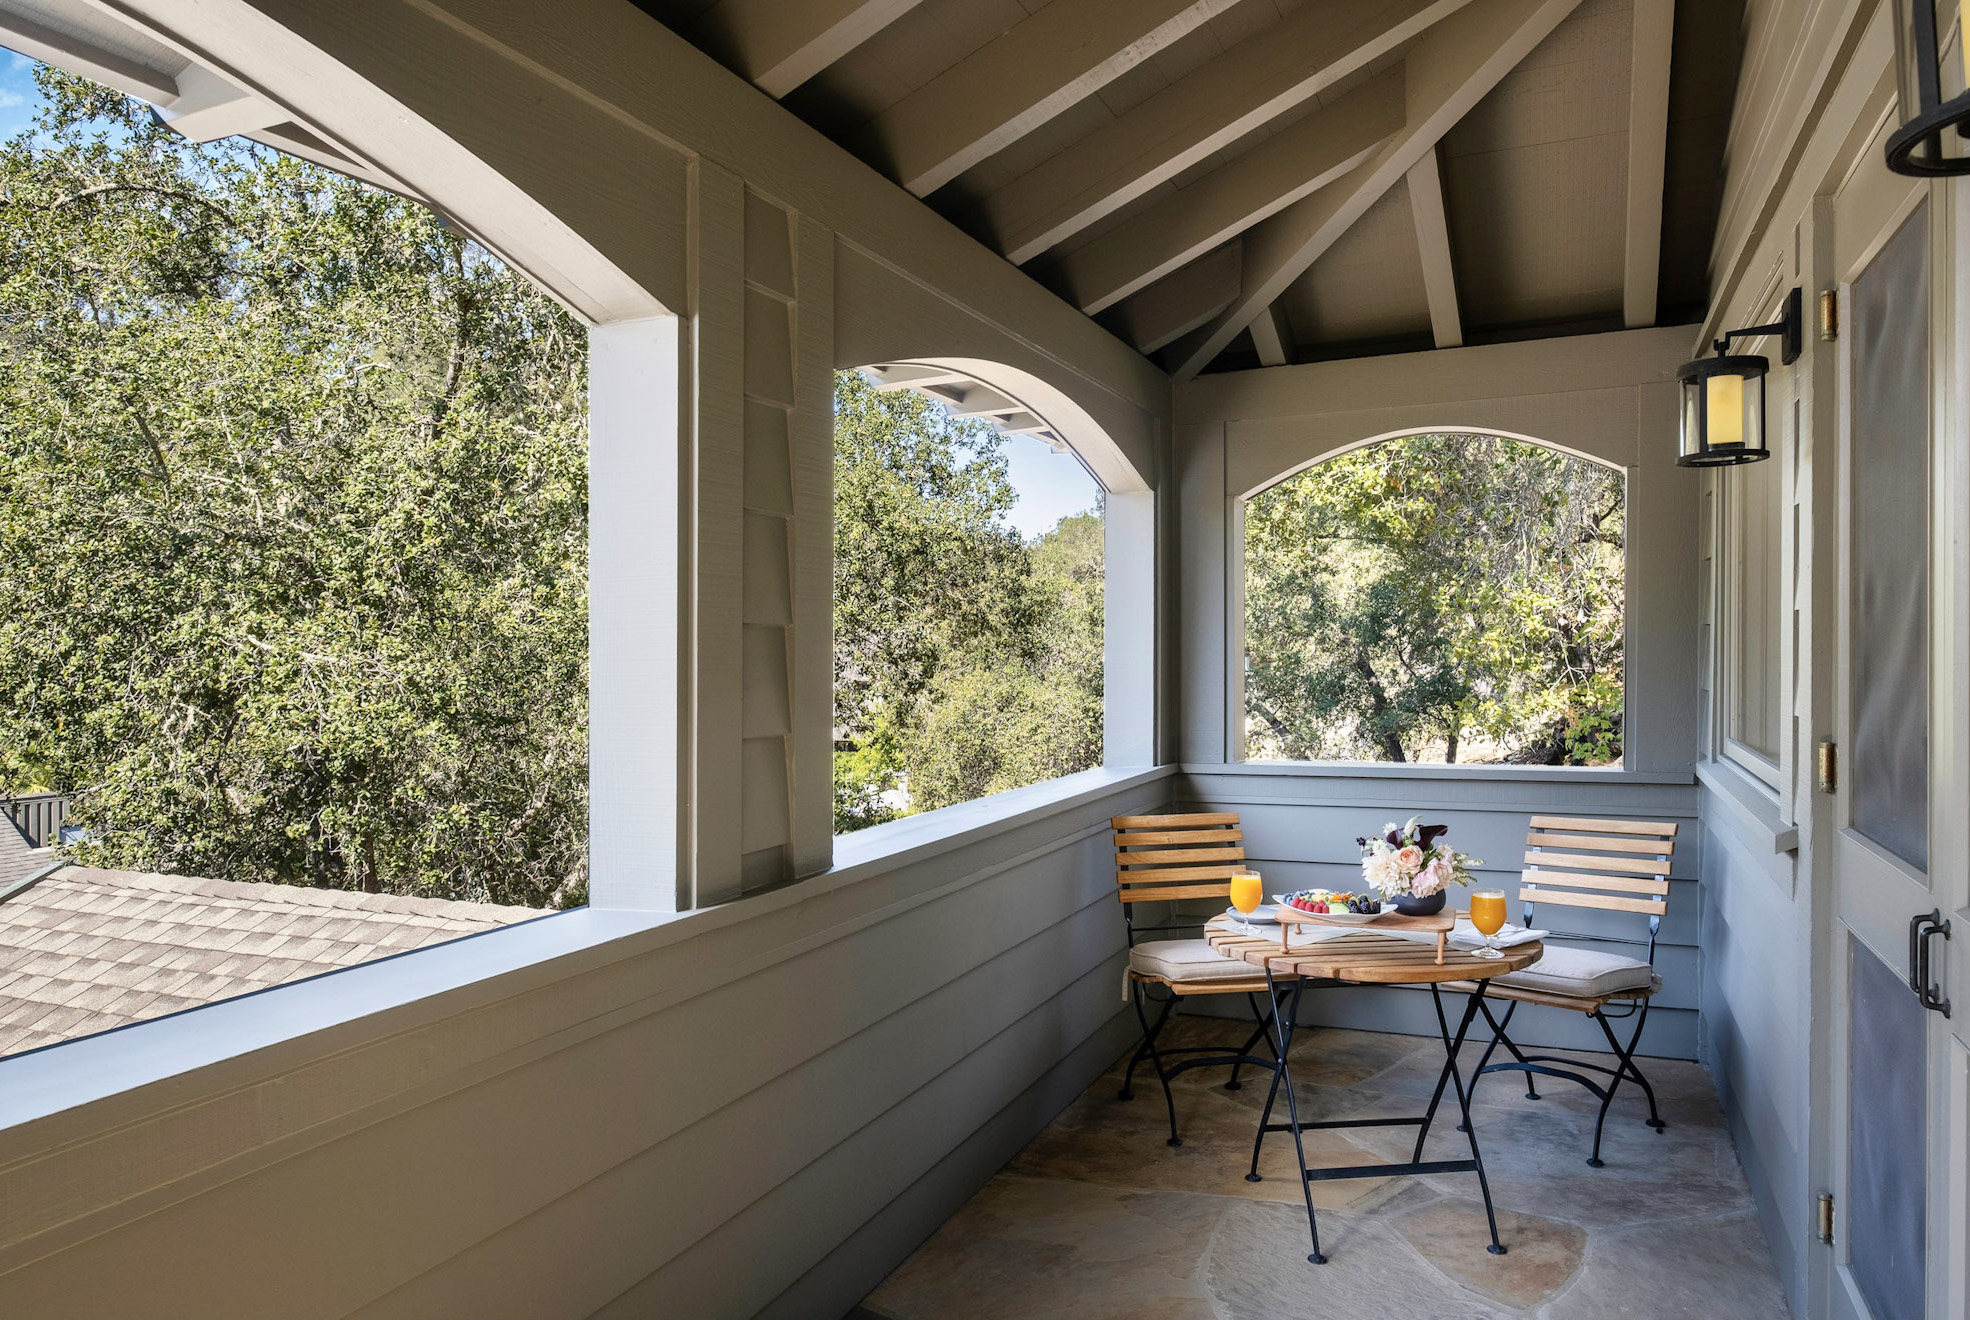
[1887,0,1970,175]
[1676,288,1802,469]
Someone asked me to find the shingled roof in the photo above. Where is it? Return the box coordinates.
[0,815,51,896]
[0,866,546,1058]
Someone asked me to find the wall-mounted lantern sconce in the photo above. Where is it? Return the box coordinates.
[1887,0,1970,175]
[1676,288,1802,468]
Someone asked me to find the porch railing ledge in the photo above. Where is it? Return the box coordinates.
[1181,761,1699,785]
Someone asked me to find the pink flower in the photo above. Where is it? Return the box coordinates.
[1394,845,1424,873]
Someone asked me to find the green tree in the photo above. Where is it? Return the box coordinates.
[0,68,589,906]
[830,371,1102,830]
[1243,434,1623,765]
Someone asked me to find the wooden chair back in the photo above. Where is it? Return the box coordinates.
[1520,816,1677,939]
[1111,813,1246,910]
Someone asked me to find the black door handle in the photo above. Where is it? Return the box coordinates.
[1910,909,1951,1018]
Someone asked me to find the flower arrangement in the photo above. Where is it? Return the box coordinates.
[1356,817,1482,905]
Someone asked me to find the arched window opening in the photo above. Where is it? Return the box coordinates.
[0,52,593,1058]
[833,368,1103,833]
[1242,433,1625,767]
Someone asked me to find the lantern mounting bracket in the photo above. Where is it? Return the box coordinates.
[1712,287,1803,367]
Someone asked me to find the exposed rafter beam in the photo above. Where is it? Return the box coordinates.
[1406,145,1462,348]
[1173,0,1587,381]
[1053,68,1403,315]
[1623,0,1675,328]
[691,0,925,99]
[1108,244,1242,354]
[862,0,1237,197]
[1248,303,1293,367]
[982,0,1474,265]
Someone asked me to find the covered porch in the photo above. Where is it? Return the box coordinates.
[0,2,1961,1320]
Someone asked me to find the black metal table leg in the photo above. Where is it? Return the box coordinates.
[1255,975,1512,1263]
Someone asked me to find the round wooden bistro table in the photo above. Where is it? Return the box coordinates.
[1204,914,1543,1264]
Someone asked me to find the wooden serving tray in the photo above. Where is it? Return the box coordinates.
[1276,908,1455,964]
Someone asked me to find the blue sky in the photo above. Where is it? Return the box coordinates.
[0,47,1101,539]
[1000,433,1101,540]
[0,48,38,139]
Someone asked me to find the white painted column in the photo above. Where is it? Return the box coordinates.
[1104,488,1158,767]
[588,316,686,911]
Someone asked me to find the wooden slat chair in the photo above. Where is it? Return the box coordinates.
[1112,812,1288,1148]
[1462,815,1678,1167]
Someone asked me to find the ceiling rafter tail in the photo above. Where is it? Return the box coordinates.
[1406,145,1462,349]
[1248,302,1292,367]
[865,0,1238,198]
[986,0,1479,265]
[1108,245,1242,355]
[693,0,926,99]
[1172,0,1590,382]
[1057,66,1405,316]
[1623,0,1675,329]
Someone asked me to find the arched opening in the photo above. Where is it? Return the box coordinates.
[1238,431,1626,767]
[833,365,1107,832]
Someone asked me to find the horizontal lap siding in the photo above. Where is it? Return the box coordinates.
[1170,771,1702,1058]
[0,780,1162,1320]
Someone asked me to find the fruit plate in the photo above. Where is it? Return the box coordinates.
[1272,894,1390,925]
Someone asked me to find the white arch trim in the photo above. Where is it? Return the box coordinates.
[878,358,1151,495]
[1237,425,1624,502]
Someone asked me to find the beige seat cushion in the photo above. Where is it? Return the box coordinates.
[1495,945,1656,999]
[1129,939,1255,984]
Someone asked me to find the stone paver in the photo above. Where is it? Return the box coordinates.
[860,1023,1791,1320]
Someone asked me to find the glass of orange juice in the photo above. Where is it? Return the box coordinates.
[1229,870,1263,934]
[1469,889,1508,960]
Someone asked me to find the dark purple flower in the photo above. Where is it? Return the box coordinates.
[1417,822,1449,848]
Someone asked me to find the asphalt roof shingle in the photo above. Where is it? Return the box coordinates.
[0,866,546,1057]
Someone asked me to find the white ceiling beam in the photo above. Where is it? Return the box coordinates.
[1173,0,1587,380]
[1109,244,1242,354]
[155,63,286,142]
[946,387,1024,418]
[1248,302,1292,367]
[866,365,971,391]
[1406,144,1463,348]
[863,0,1237,197]
[982,0,1474,265]
[1053,68,1403,315]
[1623,0,1675,329]
[691,0,925,99]
[0,9,177,103]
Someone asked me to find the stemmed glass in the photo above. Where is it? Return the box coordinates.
[1469,889,1508,959]
[1229,869,1264,935]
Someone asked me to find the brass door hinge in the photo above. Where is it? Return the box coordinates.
[1817,738,1837,794]
[1817,1192,1834,1245]
[1819,289,1839,341]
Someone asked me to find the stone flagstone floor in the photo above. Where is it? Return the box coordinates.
[853,1018,1791,1320]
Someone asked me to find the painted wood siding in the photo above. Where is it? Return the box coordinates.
[1172,767,1702,1057]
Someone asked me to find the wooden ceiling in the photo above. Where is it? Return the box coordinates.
[636,0,1743,378]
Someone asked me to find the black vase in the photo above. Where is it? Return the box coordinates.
[1390,891,1446,917]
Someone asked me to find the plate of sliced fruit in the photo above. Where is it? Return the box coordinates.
[1275,889,1389,925]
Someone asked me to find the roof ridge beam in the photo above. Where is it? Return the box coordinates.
[983,0,1474,265]
[1053,66,1405,315]
[862,0,1238,198]
[1172,0,1588,381]
[691,0,926,99]
[1623,0,1675,328]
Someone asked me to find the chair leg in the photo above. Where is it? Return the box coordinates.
[1586,1004,1654,1165]
[1126,983,1185,1147]
[1608,1001,1665,1132]
[1226,992,1276,1091]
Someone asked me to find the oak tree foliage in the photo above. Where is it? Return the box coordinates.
[0,70,589,906]
[1243,434,1624,766]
